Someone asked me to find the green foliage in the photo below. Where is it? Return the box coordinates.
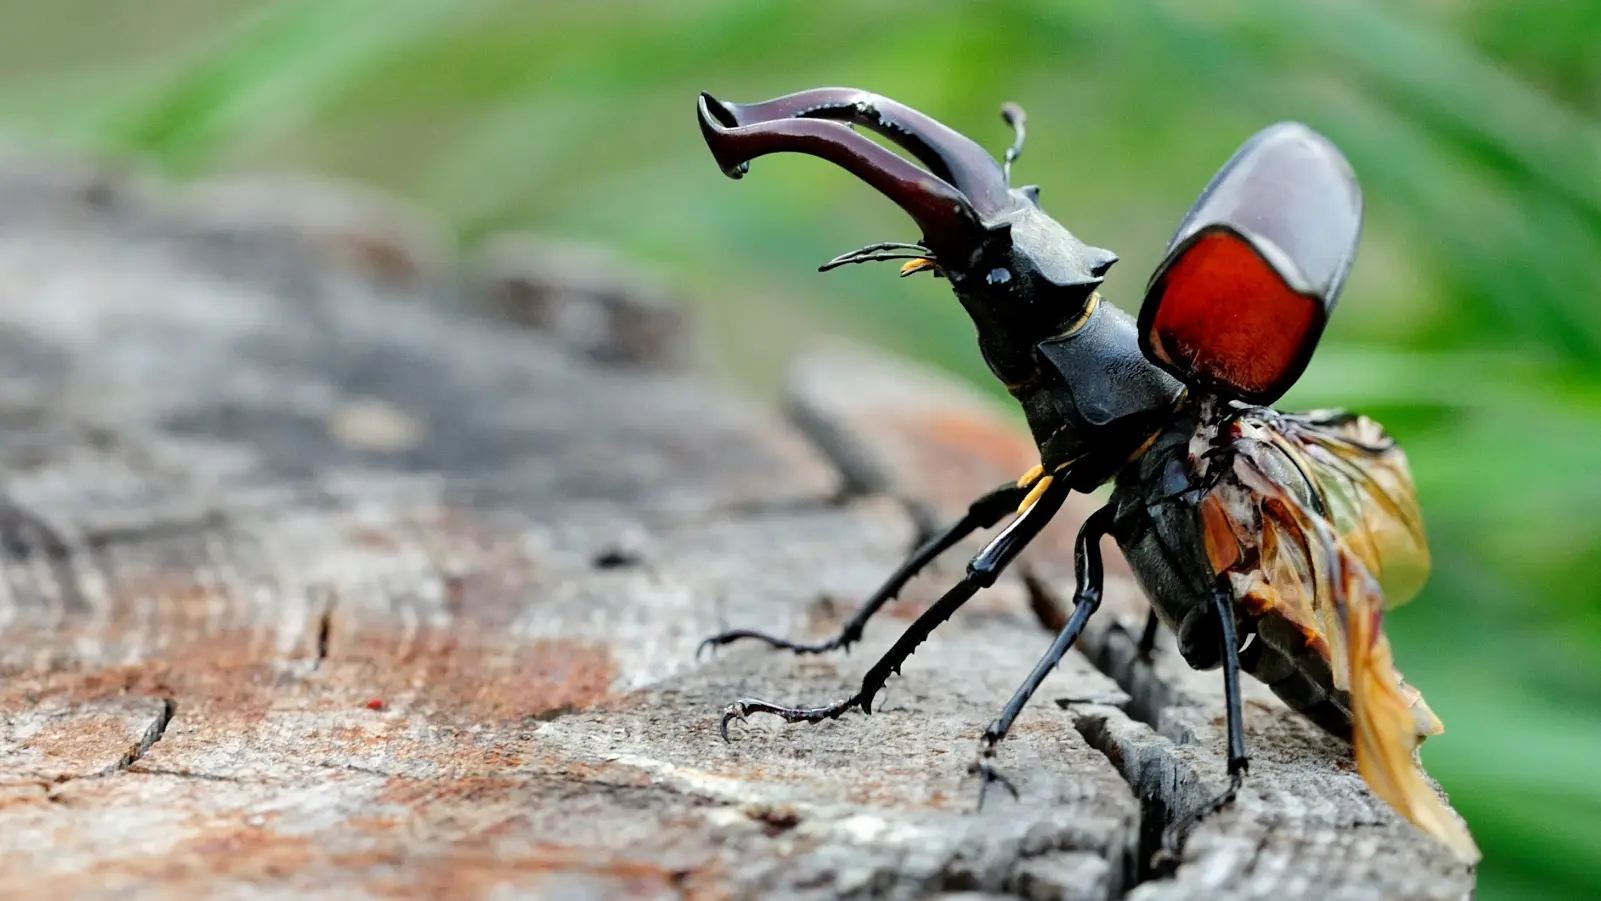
[102,0,485,170]
[2,2,1595,896]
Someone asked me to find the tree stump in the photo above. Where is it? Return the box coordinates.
[0,152,1476,901]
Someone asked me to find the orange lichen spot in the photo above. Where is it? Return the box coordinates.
[891,409,1040,514]
[909,410,1039,474]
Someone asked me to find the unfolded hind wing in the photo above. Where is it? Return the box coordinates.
[1200,410,1477,862]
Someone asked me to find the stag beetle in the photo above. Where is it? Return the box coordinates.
[692,87,1478,862]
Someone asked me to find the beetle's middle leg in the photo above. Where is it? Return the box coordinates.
[1162,579,1249,855]
[698,479,1029,658]
[719,479,1068,739]
[969,503,1115,805]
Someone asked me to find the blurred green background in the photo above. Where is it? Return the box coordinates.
[1,2,1595,898]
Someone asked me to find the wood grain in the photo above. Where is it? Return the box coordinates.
[0,156,1475,900]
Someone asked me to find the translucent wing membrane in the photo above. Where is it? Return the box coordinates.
[1276,411,1431,607]
[1203,410,1478,862]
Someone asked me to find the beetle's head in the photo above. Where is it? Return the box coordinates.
[698,88,1117,385]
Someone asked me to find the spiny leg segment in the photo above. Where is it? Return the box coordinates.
[970,503,1115,805]
[698,479,1030,659]
[720,478,1070,741]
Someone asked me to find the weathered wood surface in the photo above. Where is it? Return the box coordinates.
[0,150,1476,901]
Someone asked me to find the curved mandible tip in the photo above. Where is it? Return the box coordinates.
[697,91,985,257]
[700,87,1014,219]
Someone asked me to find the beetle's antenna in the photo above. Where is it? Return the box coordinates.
[819,241,937,274]
[1001,102,1026,185]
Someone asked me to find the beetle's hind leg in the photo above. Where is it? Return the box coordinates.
[697,479,1029,659]
[969,504,1115,807]
[1160,580,1250,856]
[1137,609,1161,659]
[720,480,1068,740]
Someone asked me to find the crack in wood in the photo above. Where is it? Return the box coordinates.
[1058,612,1219,894]
[313,762,389,779]
[1063,619,1291,896]
[99,698,176,777]
[1075,619,1188,751]
[775,368,1229,897]
[133,768,247,783]
[784,393,889,502]
[780,360,1152,899]
[0,497,89,615]
[314,591,336,670]
[768,398,1140,900]
[1068,707,1181,893]
[1021,567,1072,634]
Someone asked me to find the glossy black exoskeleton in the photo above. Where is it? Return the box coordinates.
[691,88,1475,862]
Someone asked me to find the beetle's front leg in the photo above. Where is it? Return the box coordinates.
[969,504,1114,807]
[698,479,1029,659]
[720,479,1069,741]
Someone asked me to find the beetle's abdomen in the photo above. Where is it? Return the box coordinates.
[1110,421,1354,740]
[1238,610,1351,738]
[1114,498,1354,739]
